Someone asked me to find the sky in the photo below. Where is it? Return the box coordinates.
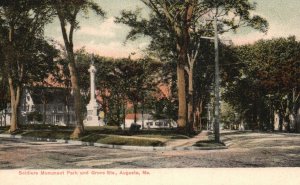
[45,0,300,59]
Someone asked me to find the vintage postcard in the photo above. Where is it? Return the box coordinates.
[0,0,299,185]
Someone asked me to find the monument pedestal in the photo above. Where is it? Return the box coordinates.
[85,100,105,127]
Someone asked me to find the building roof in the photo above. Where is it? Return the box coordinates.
[125,113,152,120]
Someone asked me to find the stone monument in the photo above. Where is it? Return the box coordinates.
[85,55,104,126]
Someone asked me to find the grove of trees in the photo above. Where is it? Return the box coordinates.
[116,0,268,140]
[223,37,300,132]
[56,50,166,129]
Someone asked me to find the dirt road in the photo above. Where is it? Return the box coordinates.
[0,131,299,168]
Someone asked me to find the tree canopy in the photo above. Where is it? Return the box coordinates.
[223,36,300,131]
[116,0,268,135]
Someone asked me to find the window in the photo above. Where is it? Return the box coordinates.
[146,122,153,126]
[155,122,163,126]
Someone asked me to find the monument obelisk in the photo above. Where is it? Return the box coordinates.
[85,55,103,126]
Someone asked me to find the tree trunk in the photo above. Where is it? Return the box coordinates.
[278,110,283,131]
[68,60,84,138]
[282,98,291,132]
[122,102,126,129]
[141,99,144,129]
[116,99,121,126]
[160,1,195,130]
[187,67,194,132]
[8,78,22,133]
[133,102,137,124]
[5,29,22,133]
[56,8,84,139]
[9,101,18,132]
[177,64,187,128]
[285,113,290,132]
[197,99,203,130]
[42,99,47,125]
[4,109,7,127]
[66,103,70,125]
[176,35,188,129]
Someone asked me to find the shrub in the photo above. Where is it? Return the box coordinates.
[129,123,141,132]
[27,112,43,122]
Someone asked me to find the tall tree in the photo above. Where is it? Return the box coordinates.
[0,0,57,132]
[117,0,200,129]
[52,0,105,138]
[117,0,268,135]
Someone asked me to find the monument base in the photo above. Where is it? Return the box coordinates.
[84,115,105,127]
[85,99,103,127]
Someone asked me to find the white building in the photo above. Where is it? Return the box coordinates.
[123,113,177,129]
[1,87,76,126]
[0,109,10,127]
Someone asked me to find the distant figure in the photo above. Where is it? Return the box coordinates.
[239,122,245,131]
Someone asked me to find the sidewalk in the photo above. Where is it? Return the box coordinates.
[165,130,211,147]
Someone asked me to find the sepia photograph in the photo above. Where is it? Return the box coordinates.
[0,0,299,184]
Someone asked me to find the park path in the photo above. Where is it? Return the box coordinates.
[165,130,210,147]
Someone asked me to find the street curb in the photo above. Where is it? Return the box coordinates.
[221,137,233,147]
[0,134,228,151]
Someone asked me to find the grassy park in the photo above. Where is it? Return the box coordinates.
[0,125,196,147]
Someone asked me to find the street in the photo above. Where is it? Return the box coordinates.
[0,132,299,168]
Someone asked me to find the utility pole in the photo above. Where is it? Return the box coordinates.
[201,15,224,142]
[214,16,220,143]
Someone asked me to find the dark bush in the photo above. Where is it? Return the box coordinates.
[129,123,141,132]
[27,112,43,122]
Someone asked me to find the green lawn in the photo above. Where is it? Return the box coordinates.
[80,133,166,146]
[21,130,71,140]
[0,126,10,133]
[85,126,197,137]
[1,124,199,147]
[100,136,164,146]
[1,126,175,146]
